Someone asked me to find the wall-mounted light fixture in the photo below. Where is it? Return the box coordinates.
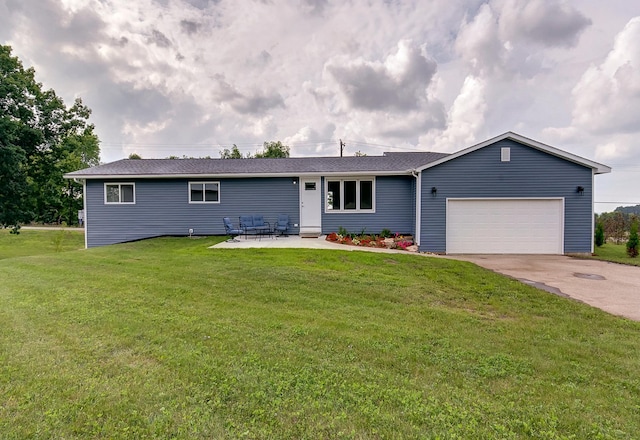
[431,187,437,196]
[576,186,584,195]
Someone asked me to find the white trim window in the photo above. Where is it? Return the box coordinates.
[189,181,220,203]
[325,178,375,212]
[104,183,135,204]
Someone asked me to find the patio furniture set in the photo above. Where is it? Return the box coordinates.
[223,214,290,241]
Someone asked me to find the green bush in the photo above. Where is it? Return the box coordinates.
[380,228,392,238]
[595,222,605,247]
[627,221,639,258]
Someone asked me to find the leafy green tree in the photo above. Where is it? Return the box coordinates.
[128,153,142,159]
[0,144,31,233]
[254,141,290,158]
[0,45,100,231]
[220,144,244,159]
[627,220,639,258]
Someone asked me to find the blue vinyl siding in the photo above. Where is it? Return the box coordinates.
[420,139,594,253]
[85,177,299,247]
[321,176,416,236]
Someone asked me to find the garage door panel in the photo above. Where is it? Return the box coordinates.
[447,199,563,254]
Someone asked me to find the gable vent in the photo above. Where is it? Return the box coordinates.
[501,147,511,162]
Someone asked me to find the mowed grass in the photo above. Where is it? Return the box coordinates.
[1,236,639,439]
[0,228,84,260]
[589,242,640,266]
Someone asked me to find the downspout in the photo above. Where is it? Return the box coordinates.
[591,169,595,255]
[75,178,88,249]
[412,170,421,250]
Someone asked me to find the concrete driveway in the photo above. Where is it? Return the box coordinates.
[449,255,640,321]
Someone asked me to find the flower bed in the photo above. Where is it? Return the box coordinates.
[326,231,417,252]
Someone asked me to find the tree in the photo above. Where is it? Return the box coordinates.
[254,141,290,158]
[627,220,639,258]
[128,153,142,159]
[598,211,629,244]
[0,144,31,233]
[220,144,244,159]
[0,45,100,231]
[595,222,605,247]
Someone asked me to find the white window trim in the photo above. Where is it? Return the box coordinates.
[324,177,376,213]
[104,182,136,204]
[188,181,221,204]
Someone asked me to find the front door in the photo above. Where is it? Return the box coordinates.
[299,177,322,237]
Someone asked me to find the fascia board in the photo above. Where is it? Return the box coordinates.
[63,170,414,180]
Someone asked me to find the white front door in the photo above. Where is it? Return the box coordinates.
[299,177,322,237]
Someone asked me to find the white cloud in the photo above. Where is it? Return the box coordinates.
[324,40,439,112]
[594,140,630,162]
[498,0,591,47]
[455,0,591,78]
[317,40,446,141]
[570,17,640,134]
[455,4,503,76]
[419,75,487,152]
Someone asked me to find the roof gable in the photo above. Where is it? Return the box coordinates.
[416,132,611,174]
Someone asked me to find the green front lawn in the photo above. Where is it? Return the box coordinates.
[589,243,640,266]
[1,236,639,439]
[0,228,84,260]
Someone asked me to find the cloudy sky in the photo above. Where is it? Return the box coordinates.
[1,0,639,211]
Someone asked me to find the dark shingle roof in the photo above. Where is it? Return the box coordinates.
[65,152,450,178]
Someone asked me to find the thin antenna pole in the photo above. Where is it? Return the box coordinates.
[339,139,345,157]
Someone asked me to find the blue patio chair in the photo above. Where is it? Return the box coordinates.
[223,217,244,242]
[239,215,255,238]
[274,214,289,236]
[252,215,270,234]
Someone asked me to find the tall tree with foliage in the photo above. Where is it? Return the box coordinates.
[597,211,629,244]
[255,141,290,158]
[0,45,100,232]
[219,144,245,159]
[594,222,605,247]
[627,220,639,258]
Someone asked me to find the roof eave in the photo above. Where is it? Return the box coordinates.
[63,170,416,180]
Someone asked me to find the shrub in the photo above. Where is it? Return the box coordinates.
[338,226,348,237]
[595,222,605,247]
[627,221,639,258]
[380,228,392,238]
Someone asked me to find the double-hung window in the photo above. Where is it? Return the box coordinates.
[105,183,135,204]
[326,178,374,212]
[189,182,220,203]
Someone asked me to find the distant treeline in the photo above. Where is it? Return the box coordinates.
[613,205,640,215]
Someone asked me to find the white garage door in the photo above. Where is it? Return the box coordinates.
[447,199,564,254]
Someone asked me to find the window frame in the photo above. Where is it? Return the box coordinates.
[104,182,136,205]
[325,177,375,213]
[188,181,221,204]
